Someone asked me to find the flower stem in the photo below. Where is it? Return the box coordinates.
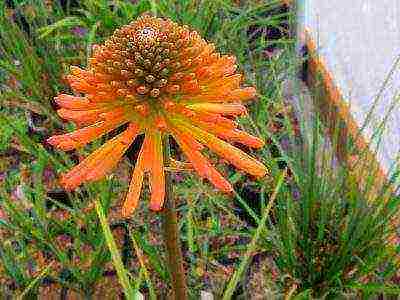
[162,134,188,300]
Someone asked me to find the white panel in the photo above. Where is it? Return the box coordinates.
[300,0,400,175]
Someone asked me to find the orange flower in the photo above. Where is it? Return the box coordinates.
[48,15,267,216]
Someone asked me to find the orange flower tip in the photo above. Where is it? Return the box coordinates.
[170,72,184,81]
[120,70,129,77]
[196,67,212,79]
[219,183,234,194]
[136,85,149,95]
[155,117,167,130]
[243,87,257,100]
[96,92,109,99]
[125,94,136,101]
[134,104,149,116]
[163,101,176,110]
[187,103,248,116]
[150,88,160,98]
[55,94,66,100]
[182,80,199,92]
[155,78,168,88]
[70,66,81,75]
[88,57,96,65]
[167,84,180,94]
[117,89,128,97]
[66,74,77,82]
[127,79,136,87]
[127,122,140,133]
[149,201,164,212]
[121,206,133,218]
[182,109,195,117]
[227,55,236,63]
[56,109,68,119]
[47,136,72,149]
[46,136,58,146]
[185,73,196,80]
[70,82,81,91]
[255,167,269,178]
[99,112,108,120]
[60,177,76,192]
[249,137,265,149]
[226,187,234,194]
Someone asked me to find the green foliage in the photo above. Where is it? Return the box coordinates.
[270,129,399,298]
[0,115,27,152]
[95,197,137,299]
[0,0,294,297]
[0,0,398,299]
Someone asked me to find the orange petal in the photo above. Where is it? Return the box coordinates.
[169,126,203,151]
[67,75,98,94]
[55,94,111,110]
[225,87,257,102]
[61,123,140,190]
[87,92,119,103]
[99,107,126,122]
[142,131,153,172]
[55,94,91,110]
[190,86,256,103]
[187,103,247,116]
[122,135,149,216]
[70,66,88,76]
[173,130,232,193]
[47,117,128,151]
[57,108,108,126]
[70,66,103,85]
[189,110,237,130]
[172,119,267,178]
[183,116,264,149]
[148,130,165,211]
[196,55,236,81]
[180,80,200,94]
[205,74,241,90]
[228,129,265,148]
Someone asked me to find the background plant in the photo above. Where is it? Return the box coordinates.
[1,0,399,299]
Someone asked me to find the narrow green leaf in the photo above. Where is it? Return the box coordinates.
[95,199,138,300]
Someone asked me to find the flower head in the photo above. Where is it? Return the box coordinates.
[48,15,267,216]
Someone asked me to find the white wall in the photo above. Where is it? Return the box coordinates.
[300,0,400,175]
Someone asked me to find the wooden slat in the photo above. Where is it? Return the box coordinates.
[302,27,398,248]
[303,28,388,199]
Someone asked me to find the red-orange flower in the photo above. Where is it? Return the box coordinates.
[48,15,267,216]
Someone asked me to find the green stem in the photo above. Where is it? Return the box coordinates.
[95,199,136,300]
[222,168,287,300]
[162,135,188,300]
